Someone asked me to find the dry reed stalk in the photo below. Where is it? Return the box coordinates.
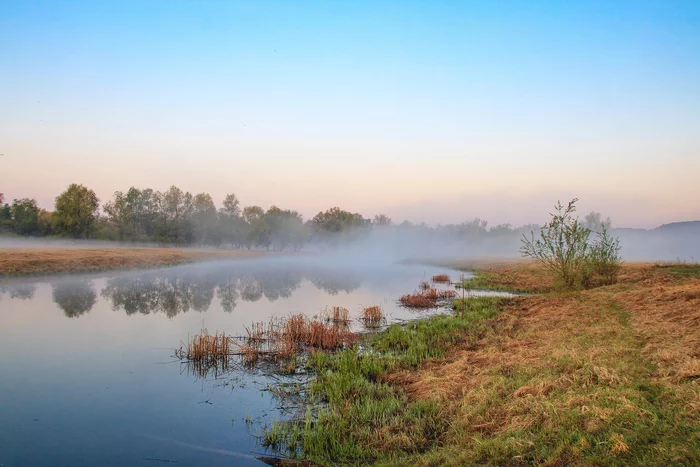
[438,289,457,300]
[284,314,310,344]
[423,288,439,300]
[185,328,231,361]
[321,306,350,324]
[399,293,438,308]
[361,305,385,328]
[432,274,451,283]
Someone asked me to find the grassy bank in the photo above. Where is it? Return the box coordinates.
[0,247,265,276]
[264,262,699,466]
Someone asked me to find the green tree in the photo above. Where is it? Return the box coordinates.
[243,205,269,249]
[0,194,12,228]
[103,191,134,239]
[54,184,100,239]
[10,198,41,235]
[160,186,193,242]
[312,207,368,234]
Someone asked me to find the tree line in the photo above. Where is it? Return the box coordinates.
[0,185,613,250]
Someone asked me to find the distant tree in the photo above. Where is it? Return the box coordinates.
[0,195,12,228]
[265,206,305,251]
[54,184,100,239]
[312,207,368,235]
[10,198,41,235]
[191,193,218,245]
[372,214,392,227]
[103,191,134,239]
[583,211,611,233]
[221,193,241,218]
[218,193,246,248]
[489,223,513,236]
[243,205,269,249]
[160,186,193,242]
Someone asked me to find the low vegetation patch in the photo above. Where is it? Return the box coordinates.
[399,285,457,309]
[360,305,385,328]
[431,274,451,283]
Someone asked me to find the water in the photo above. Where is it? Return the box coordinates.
[0,256,473,466]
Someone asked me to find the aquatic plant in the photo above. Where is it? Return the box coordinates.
[431,274,451,283]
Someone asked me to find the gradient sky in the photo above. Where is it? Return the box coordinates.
[1,0,699,228]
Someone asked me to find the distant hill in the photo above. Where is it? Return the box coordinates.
[653,221,700,233]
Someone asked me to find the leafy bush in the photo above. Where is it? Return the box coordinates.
[588,224,622,284]
[521,199,622,289]
[520,199,591,289]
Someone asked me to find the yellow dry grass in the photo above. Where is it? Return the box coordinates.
[0,247,264,276]
[385,261,700,463]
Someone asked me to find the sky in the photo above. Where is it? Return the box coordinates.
[1,0,699,228]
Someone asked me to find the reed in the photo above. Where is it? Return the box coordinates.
[423,288,439,300]
[438,289,457,300]
[432,274,451,283]
[185,328,231,360]
[361,305,385,328]
[399,293,438,308]
[321,306,351,324]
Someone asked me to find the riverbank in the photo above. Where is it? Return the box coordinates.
[264,261,699,466]
[0,247,265,277]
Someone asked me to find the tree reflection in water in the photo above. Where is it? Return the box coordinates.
[98,263,363,317]
[0,283,37,301]
[52,280,97,318]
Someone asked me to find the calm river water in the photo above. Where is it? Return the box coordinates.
[0,255,474,466]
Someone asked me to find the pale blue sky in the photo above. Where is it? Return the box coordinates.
[1,1,699,227]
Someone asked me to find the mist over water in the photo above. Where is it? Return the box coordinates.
[1,220,698,264]
[0,256,476,466]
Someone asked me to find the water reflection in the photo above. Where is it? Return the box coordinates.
[0,283,37,300]
[52,281,97,318]
[96,263,362,318]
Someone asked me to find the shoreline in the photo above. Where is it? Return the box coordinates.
[262,261,700,466]
[0,247,267,277]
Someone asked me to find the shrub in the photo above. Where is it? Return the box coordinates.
[520,199,591,289]
[521,199,623,289]
[588,224,622,284]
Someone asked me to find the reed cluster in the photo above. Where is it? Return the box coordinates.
[361,305,385,328]
[431,274,451,283]
[235,313,358,366]
[399,285,457,308]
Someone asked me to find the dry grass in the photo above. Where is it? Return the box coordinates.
[320,306,350,325]
[231,313,358,366]
[399,287,456,308]
[383,261,700,464]
[361,305,385,328]
[177,328,234,373]
[399,293,438,308]
[431,274,451,283]
[0,247,265,276]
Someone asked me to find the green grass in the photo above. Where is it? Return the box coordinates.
[458,270,531,293]
[655,263,700,279]
[262,297,506,465]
